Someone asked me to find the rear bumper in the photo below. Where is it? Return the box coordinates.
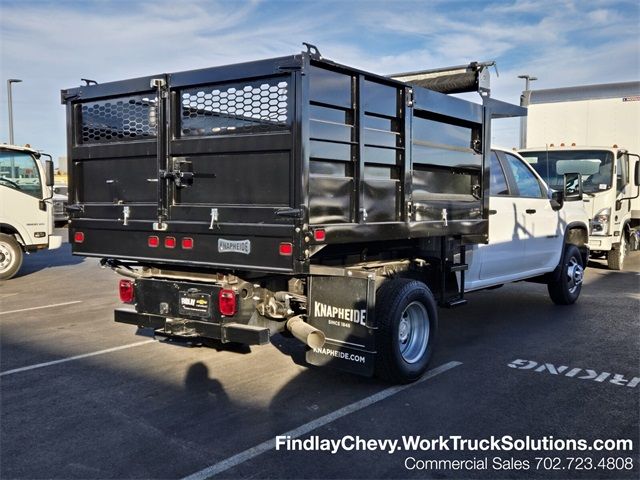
[115,307,270,345]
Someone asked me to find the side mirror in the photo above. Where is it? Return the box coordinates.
[635,161,640,187]
[45,159,54,187]
[563,172,583,201]
[550,190,564,211]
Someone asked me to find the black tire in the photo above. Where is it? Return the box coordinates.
[374,278,438,384]
[547,245,584,305]
[590,251,606,259]
[0,233,24,280]
[607,235,627,271]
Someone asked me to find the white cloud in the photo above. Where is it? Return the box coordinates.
[0,0,638,158]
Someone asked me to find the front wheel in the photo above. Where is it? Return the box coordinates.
[607,235,627,270]
[0,233,24,280]
[374,278,438,384]
[547,245,584,305]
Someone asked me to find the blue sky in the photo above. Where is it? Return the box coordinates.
[1,0,639,164]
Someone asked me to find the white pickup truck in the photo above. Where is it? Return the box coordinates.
[465,149,590,304]
[0,144,62,279]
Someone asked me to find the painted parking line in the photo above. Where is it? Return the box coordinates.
[0,339,155,377]
[182,360,463,480]
[0,300,83,316]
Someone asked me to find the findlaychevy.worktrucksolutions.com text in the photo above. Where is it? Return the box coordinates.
[275,435,633,455]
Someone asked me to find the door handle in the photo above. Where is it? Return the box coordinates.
[525,209,537,214]
[488,209,497,215]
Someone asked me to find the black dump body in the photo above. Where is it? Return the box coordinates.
[62,51,520,275]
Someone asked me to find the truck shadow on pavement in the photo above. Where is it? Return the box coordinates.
[15,243,84,278]
[1,256,637,479]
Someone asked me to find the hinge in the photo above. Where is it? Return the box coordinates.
[406,88,414,107]
[209,208,219,230]
[122,206,130,226]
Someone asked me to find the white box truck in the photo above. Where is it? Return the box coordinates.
[0,144,62,279]
[519,81,640,270]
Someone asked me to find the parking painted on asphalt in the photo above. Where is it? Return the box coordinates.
[508,359,640,387]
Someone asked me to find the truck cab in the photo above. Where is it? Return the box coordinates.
[518,146,640,270]
[466,148,589,303]
[0,144,62,279]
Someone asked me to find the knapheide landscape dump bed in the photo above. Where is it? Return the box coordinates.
[62,46,524,382]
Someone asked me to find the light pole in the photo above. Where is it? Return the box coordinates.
[7,78,22,145]
[518,74,537,148]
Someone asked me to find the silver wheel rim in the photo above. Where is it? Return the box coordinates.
[566,256,584,294]
[398,301,430,364]
[0,242,12,272]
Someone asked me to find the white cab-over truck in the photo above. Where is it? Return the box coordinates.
[0,144,62,279]
[520,81,640,270]
[465,149,589,304]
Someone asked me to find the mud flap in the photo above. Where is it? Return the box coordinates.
[305,273,377,376]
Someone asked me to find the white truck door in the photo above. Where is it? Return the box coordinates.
[615,152,632,225]
[0,150,49,247]
[501,152,561,272]
[477,152,526,280]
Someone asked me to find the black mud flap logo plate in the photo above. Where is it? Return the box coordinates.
[178,291,211,318]
[306,275,376,376]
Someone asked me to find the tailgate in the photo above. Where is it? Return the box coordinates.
[63,56,302,272]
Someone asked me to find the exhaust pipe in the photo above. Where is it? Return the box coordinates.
[286,316,325,349]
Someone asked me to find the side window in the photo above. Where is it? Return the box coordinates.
[503,153,545,198]
[490,152,509,195]
[616,154,628,191]
[0,152,43,199]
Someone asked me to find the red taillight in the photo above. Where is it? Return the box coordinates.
[148,236,159,248]
[119,279,135,303]
[279,242,293,256]
[313,229,326,242]
[74,231,85,243]
[182,237,194,249]
[164,236,176,249]
[218,289,236,316]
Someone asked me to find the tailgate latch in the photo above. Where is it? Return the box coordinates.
[160,158,195,188]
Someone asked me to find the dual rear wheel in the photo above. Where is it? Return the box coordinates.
[374,279,438,384]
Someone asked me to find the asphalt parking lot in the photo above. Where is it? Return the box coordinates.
[1,229,638,479]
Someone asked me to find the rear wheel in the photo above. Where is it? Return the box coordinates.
[547,244,584,305]
[374,278,438,383]
[607,235,627,270]
[0,233,23,280]
[590,251,606,259]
